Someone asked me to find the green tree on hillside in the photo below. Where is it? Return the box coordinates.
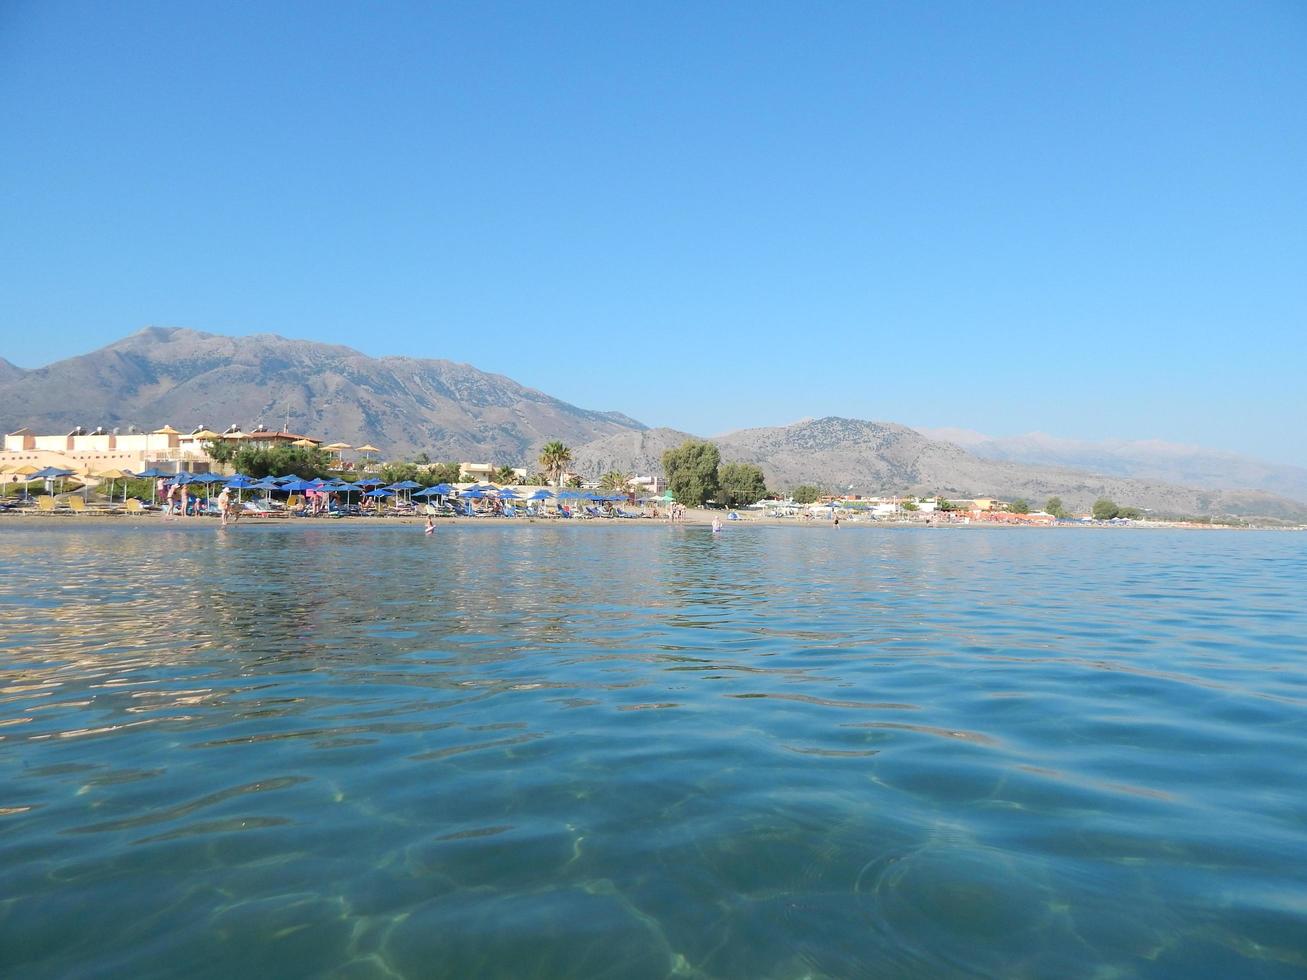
[718,462,768,508]
[792,485,821,504]
[935,496,958,512]
[1008,498,1031,514]
[1092,498,1119,520]
[539,441,572,487]
[662,440,721,507]
[494,464,518,484]
[1044,496,1066,517]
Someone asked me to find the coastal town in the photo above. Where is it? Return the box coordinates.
[0,422,1259,527]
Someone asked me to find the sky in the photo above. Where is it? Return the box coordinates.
[2,2,1305,464]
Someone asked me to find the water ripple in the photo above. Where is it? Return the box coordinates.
[0,522,1304,978]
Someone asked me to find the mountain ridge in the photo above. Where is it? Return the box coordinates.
[574,416,1307,520]
[3,328,1304,520]
[0,327,644,462]
[919,427,1307,503]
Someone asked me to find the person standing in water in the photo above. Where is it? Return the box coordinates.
[217,485,232,527]
[425,515,435,535]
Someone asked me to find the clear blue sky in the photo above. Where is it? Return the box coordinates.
[3,2,1305,464]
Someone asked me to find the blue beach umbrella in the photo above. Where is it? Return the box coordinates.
[528,489,554,500]
[364,488,393,498]
[496,487,521,499]
[430,483,453,496]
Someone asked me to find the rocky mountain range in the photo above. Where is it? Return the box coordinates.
[3,328,1305,520]
[0,327,643,463]
[920,428,1307,504]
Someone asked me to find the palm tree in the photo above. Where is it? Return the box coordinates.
[599,470,630,492]
[538,441,572,487]
[494,464,517,485]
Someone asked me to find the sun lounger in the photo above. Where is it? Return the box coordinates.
[125,498,146,516]
[35,496,65,515]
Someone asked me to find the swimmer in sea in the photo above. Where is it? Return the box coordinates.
[711,516,723,533]
[425,515,435,535]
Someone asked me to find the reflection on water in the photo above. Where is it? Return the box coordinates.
[1,523,1306,978]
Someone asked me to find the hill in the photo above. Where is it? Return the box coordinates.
[919,428,1307,504]
[574,417,1307,520]
[0,327,643,463]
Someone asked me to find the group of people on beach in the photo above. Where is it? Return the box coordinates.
[158,477,241,526]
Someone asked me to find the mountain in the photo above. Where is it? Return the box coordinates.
[5,328,1304,520]
[918,429,1307,504]
[0,327,643,462]
[574,417,1307,520]
[0,357,26,384]
[571,427,701,478]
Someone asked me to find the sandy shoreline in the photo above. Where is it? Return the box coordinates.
[1,510,1288,530]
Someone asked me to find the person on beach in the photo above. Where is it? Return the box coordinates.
[217,486,232,526]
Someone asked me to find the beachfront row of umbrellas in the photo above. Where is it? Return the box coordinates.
[7,465,645,510]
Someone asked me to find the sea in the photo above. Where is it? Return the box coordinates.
[1,522,1304,979]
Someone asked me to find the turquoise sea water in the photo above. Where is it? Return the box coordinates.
[0,523,1304,978]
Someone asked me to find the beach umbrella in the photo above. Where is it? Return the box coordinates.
[412,486,440,498]
[353,476,382,488]
[132,466,170,505]
[527,488,554,500]
[364,488,392,498]
[290,438,316,448]
[460,487,487,499]
[33,466,75,496]
[356,445,380,468]
[275,474,304,484]
[430,483,453,496]
[386,480,422,505]
[225,474,257,506]
[496,487,521,499]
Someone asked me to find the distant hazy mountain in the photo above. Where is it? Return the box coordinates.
[921,428,1307,504]
[0,327,643,462]
[575,417,1307,520]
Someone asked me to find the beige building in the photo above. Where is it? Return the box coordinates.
[1,424,323,478]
